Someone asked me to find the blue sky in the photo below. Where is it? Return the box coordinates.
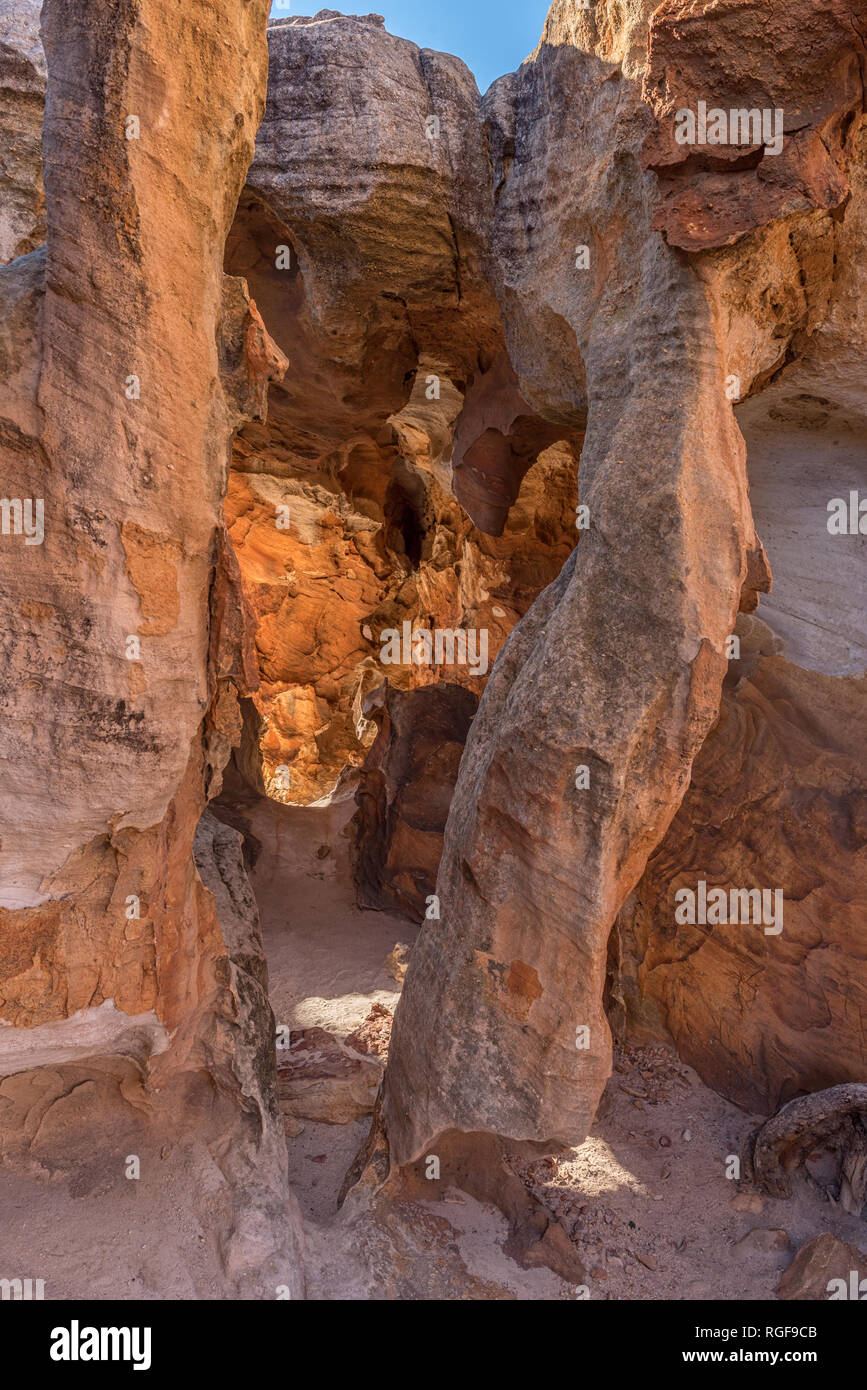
[269,1,552,92]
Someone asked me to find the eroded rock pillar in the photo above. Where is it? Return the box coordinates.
[0,0,303,1295]
[383,8,769,1167]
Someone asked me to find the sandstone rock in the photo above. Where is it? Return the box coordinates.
[222,0,867,1214]
[0,0,45,263]
[778,1233,867,1301]
[343,1113,588,1286]
[615,658,867,1114]
[351,684,478,920]
[0,0,304,1297]
[191,810,306,1289]
[641,0,860,253]
[221,11,581,806]
[346,1003,393,1060]
[213,0,867,1187]
[603,11,867,1125]
[747,1084,867,1214]
[384,944,411,986]
[277,1026,382,1125]
[506,1214,587,1286]
[225,414,577,806]
[2,0,866,1304]
[730,1192,764,1215]
[383,0,770,1168]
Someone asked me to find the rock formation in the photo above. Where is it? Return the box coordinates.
[219,3,866,1201]
[613,0,867,1117]
[0,0,303,1296]
[277,1024,383,1125]
[1,0,865,1302]
[384,0,771,1167]
[0,0,43,262]
[225,431,577,804]
[351,682,479,920]
[223,3,864,1191]
[223,12,581,807]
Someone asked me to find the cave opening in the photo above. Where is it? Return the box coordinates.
[384,466,427,569]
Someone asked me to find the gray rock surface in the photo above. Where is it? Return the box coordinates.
[0,0,44,263]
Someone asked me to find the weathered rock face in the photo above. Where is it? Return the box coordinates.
[641,0,861,252]
[0,0,44,263]
[225,436,577,803]
[383,0,771,1166]
[2,0,866,1299]
[0,0,303,1295]
[222,13,582,806]
[609,0,867,1117]
[615,652,867,1114]
[234,11,503,457]
[611,401,867,1114]
[613,273,867,1114]
[277,1023,384,1125]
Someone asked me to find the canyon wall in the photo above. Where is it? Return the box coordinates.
[0,0,43,261]
[0,0,303,1296]
[615,13,867,1108]
[223,13,583,808]
[388,0,865,1158]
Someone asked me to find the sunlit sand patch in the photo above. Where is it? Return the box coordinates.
[556,1137,650,1199]
[291,990,401,1037]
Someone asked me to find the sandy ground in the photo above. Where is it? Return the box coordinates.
[518,1044,867,1301]
[294,1038,867,1300]
[0,1136,240,1300]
